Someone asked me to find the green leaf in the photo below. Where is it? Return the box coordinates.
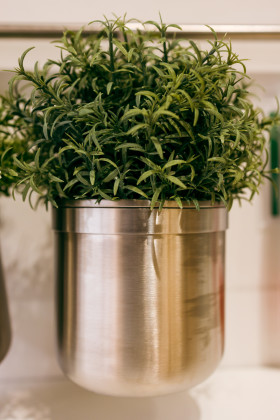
[135,91,158,99]
[166,175,187,189]
[126,123,148,136]
[90,170,95,185]
[18,47,35,69]
[99,158,119,170]
[204,107,224,122]
[97,189,113,200]
[30,175,42,194]
[103,168,119,183]
[73,166,84,176]
[174,196,183,208]
[189,164,196,181]
[76,172,90,186]
[113,38,128,56]
[162,160,186,170]
[115,143,145,152]
[144,20,161,31]
[153,109,179,121]
[79,108,94,116]
[14,157,30,171]
[137,170,155,184]
[140,157,159,170]
[7,168,18,177]
[87,127,102,151]
[113,178,120,195]
[192,198,200,211]
[1,147,12,165]
[121,108,143,121]
[106,82,113,95]
[63,178,78,191]
[151,65,165,78]
[193,108,199,126]
[166,24,182,31]
[43,122,48,140]
[190,40,202,64]
[124,185,148,198]
[48,173,64,183]
[151,185,164,209]
[55,181,67,198]
[177,90,194,111]
[127,48,135,62]
[21,182,31,202]
[151,137,164,159]
[34,149,40,169]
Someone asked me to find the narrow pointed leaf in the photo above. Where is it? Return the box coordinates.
[162,160,186,170]
[137,170,155,184]
[166,175,187,189]
[124,185,148,198]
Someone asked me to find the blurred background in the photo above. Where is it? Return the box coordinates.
[0,0,280,418]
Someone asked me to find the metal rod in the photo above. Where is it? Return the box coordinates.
[1,23,280,39]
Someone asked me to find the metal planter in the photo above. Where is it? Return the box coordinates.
[52,200,228,397]
[0,250,11,363]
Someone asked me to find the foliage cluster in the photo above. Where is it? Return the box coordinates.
[0,17,278,208]
[0,96,31,196]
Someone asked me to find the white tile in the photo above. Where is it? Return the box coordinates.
[0,196,53,300]
[0,299,61,381]
[192,367,280,420]
[225,180,280,291]
[259,286,280,366]
[222,286,280,367]
[226,195,263,290]
[222,289,263,366]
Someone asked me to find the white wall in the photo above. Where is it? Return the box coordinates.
[1,0,280,24]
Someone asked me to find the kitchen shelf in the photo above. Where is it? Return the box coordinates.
[1,24,280,39]
[0,367,279,420]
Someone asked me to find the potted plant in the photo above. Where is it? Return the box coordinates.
[0,99,19,362]
[0,16,278,396]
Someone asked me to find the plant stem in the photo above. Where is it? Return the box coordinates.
[163,38,168,63]
[161,26,168,62]
[108,28,116,83]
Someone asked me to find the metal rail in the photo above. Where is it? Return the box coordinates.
[1,23,280,39]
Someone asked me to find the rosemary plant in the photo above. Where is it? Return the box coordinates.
[0,17,278,209]
[0,96,31,196]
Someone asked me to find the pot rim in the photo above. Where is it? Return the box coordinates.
[56,199,226,209]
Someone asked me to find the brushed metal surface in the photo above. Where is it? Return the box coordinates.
[0,249,11,363]
[53,200,228,397]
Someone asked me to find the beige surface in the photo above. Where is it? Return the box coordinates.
[0,368,280,420]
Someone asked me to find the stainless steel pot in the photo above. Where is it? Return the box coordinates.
[0,249,11,363]
[52,200,228,397]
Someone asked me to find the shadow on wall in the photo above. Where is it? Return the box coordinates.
[0,381,200,420]
[260,181,280,366]
[0,195,60,381]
